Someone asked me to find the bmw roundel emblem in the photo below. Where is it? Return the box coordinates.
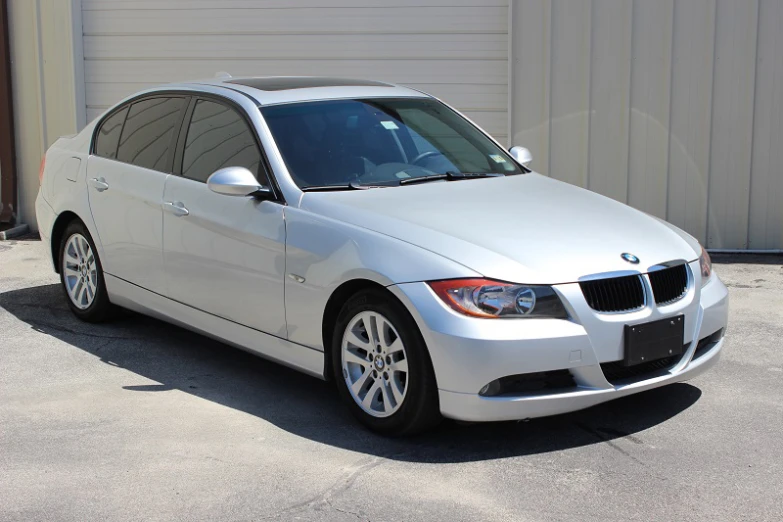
[621,253,640,264]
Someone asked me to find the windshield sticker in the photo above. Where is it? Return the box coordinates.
[489,154,507,164]
[380,121,399,130]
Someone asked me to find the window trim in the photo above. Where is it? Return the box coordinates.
[171,92,284,203]
[90,90,191,174]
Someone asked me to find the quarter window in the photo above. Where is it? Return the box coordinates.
[182,99,265,184]
[94,106,129,159]
[117,97,185,172]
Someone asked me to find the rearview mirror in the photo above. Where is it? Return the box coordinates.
[509,146,533,167]
[207,167,272,199]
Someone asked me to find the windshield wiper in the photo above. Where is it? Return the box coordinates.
[301,172,504,190]
[301,182,387,192]
[398,171,505,186]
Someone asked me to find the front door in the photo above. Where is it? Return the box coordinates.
[87,96,188,293]
[162,97,287,337]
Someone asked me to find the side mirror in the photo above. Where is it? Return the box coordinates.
[207,167,273,199]
[509,146,533,167]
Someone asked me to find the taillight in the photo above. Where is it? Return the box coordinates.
[38,156,46,185]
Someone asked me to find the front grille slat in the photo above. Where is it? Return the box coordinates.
[609,280,619,309]
[580,262,689,313]
[603,282,613,309]
[649,264,689,305]
[579,275,644,313]
[621,278,632,308]
[600,283,608,310]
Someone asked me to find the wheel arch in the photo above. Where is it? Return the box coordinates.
[49,211,84,273]
[321,278,394,381]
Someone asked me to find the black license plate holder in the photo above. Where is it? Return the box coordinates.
[624,315,685,366]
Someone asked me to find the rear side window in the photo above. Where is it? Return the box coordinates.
[117,97,185,172]
[181,99,265,184]
[94,106,129,159]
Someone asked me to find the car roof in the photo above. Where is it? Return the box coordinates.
[165,76,431,106]
[226,77,394,91]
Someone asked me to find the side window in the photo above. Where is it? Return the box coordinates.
[182,99,265,184]
[94,106,129,159]
[117,97,185,172]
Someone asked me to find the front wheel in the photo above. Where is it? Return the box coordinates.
[332,289,441,435]
[58,220,114,322]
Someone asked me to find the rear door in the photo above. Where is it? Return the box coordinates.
[162,96,287,337]
[87,95,188,293]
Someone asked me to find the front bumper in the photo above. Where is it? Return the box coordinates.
[389,261,729,422]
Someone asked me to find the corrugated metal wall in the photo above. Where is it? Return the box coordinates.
[510,0,783,250]
[81,0,510,143]
[73,0,783,249]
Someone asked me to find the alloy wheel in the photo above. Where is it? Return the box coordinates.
[62,233,98,310]
[341,311,409,417]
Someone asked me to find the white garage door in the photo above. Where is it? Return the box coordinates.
[81,0,510,143]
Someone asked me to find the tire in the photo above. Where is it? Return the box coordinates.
[332,288,441,436]
[58,220,114,322]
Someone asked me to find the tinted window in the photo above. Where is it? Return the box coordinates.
[261,98,522,188]
[94,106,129,159]
[117,97,185,171]
[396,108,491,170]
[182,99,264,183]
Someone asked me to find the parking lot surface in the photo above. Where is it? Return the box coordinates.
[1,237,781,521]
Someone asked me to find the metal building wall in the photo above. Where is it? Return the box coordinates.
[81,0,510,143]
[7,0,782,250]
[5,0,85,232]
[510,0,783,250]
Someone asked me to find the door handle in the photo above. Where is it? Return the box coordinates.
[89,177,109,192]
[162,201,189,217]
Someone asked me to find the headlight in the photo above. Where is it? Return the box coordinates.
[428,279,568,319]
[699,246,713,286]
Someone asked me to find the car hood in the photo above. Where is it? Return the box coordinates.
[300,173,701,284]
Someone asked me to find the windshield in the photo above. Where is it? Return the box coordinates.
[260,98,523,189]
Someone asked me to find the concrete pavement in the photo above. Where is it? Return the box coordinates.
[1,237,781,521]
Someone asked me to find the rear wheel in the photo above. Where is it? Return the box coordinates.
[332,289,441,435]
[59,221,113,322]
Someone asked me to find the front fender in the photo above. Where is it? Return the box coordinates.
[283,207,479,349]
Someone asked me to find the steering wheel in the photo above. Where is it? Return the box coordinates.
[410,150,445,166]
[350,156,377,179]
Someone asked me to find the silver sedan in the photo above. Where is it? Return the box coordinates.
[35,76,729,435]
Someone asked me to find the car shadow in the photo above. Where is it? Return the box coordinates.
[0,283,703,463]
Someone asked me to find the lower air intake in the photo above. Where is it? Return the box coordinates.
[479,370,576,397]
[600,355,682,385]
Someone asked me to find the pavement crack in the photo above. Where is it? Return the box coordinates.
[259,456,383,520]
[326,499,367,521]
[595,426,645,445]
[576,422,646,465]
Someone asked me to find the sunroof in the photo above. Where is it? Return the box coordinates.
[225,77,394,91]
